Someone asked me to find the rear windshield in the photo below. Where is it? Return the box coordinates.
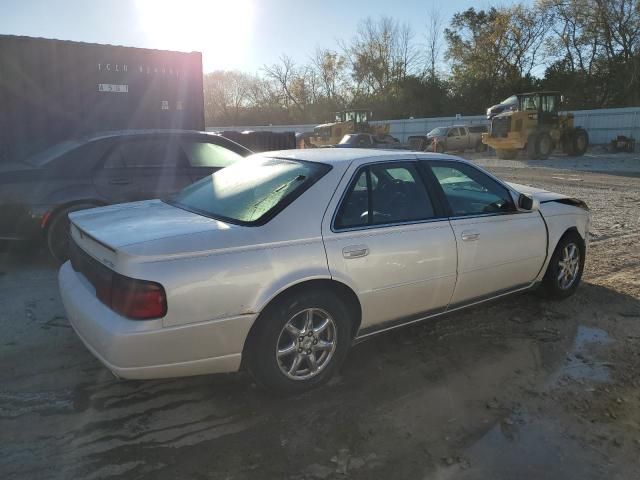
[167,156,330,226]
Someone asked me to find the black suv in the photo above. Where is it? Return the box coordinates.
[0,130,251,261]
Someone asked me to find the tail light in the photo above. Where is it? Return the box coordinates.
[97,273,167,320]
[70,242,167,320]
[110,274,167,320]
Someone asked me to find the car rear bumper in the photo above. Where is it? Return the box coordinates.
[58,262,256,379]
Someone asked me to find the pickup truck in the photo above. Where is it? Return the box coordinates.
[408,125,488,153]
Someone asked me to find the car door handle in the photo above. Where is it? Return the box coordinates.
[108,178,131,185]
[461,231,480,241]
[342,245,369,259]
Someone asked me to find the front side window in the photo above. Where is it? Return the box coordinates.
[169,156,330,225]
[182,141,244,168]
[429,162,515,216]
[335,162,436,229]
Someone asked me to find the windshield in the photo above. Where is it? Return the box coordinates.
[24,140,81,167]
[339,135,356,144]
[428,127,448,136]
[168,156,330,225]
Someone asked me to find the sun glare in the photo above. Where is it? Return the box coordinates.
[135,0,255,72]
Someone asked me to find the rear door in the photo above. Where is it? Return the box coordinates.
[322,160,457,333]
[93,136,193,203]
[422,160,547,305]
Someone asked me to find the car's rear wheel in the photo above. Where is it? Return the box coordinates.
[245,290,353,394]
[540,232,585,299]
[475,142,487,153]
[46,203,98,263]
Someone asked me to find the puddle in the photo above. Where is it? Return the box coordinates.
[548,326,613,385]
[447,411,609,480]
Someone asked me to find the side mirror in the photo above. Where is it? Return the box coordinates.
[518,193,538,211]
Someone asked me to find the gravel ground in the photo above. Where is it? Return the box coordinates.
[1,152,639,479]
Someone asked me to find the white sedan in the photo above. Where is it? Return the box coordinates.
[59,149,589,393]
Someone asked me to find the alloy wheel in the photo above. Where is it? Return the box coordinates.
[557,242,580,290]
[276,308,337,380]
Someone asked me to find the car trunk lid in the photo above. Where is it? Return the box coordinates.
[68,199,251,273]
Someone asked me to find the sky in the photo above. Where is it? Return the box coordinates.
[0,0,522,74]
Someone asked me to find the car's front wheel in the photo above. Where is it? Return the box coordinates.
[245,289,353,393]
[540,232,585,299]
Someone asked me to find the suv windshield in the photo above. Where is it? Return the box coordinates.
[168,156,330,225]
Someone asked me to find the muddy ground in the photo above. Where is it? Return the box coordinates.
[1,152,639,479]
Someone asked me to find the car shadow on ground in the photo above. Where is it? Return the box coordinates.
[2,239,638,480]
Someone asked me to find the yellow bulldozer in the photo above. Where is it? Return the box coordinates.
[300,109,390,148]
[482,91,589,160]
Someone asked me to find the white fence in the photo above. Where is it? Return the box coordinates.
[207,106,640,145]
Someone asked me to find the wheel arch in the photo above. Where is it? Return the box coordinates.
[242,278,363,358]
[42,199,107,233]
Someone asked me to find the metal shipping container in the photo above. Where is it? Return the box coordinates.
[0,35,204,163]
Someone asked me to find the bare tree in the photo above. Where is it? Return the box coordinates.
[311,47,347,100]
[425,6,444,79]
[263,55,305,114]
[203,70,251,125]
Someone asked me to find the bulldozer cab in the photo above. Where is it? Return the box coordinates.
[334,109,373,131]
[517,92,561,127]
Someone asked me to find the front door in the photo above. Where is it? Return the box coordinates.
[446,128,461,151]
[424,160,547,305]
[322,161,458,332]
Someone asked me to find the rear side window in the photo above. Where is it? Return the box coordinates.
[335,162,436,229]
[103,139,187,168]
[182,141,244,168]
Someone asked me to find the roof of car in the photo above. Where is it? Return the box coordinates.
[261,148,464,165]
[79,129,219,143]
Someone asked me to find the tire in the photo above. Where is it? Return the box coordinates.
[245,289,353,394]
[526,134,540,160]
[475,142,487,153]
[571,128,589,156]
[539,232,585,299]
[46,203,98,263]
[496,149,518,160]
[561,134,573,155]
[536,132,553,160]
